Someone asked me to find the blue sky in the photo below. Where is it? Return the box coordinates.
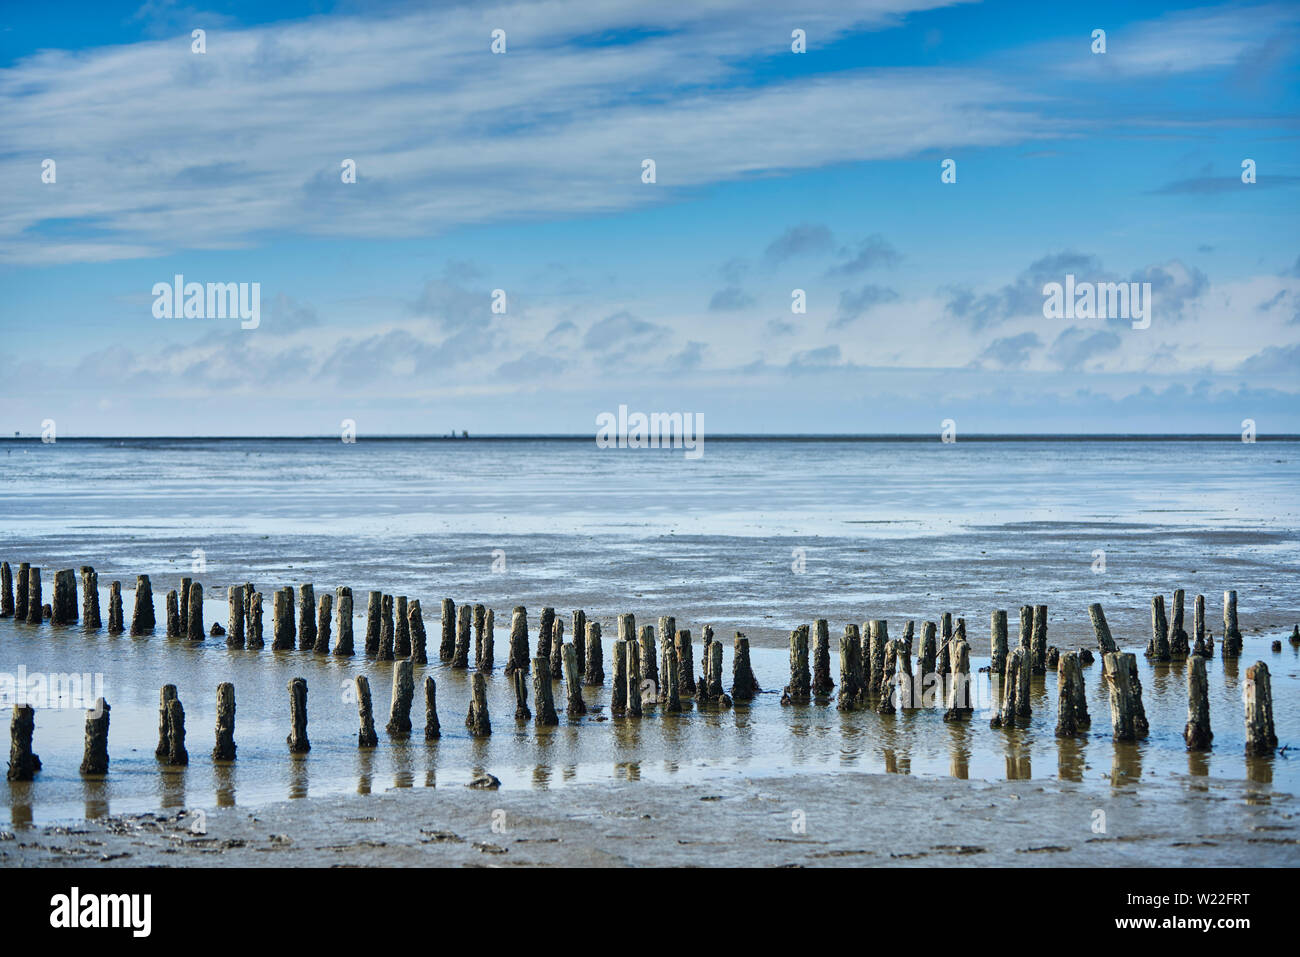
[1,0,1297,435]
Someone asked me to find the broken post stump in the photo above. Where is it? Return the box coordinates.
[538,607,556,663]
[480,608,495,671]
[440,598,456,662]
[572,610,587,674]
[286,677,310,753]
[333,587,354,656]
[563,643,587,718]
[532,657,559,725]
[919,621,937,678]
[1089,602,1119,667]
[513,669,532,721]
[385,659,414,736]
[165,590,181,638]
[812,619,834,696]
[313,592,332,653]
[393,595,409,658]
[297,584,316,650]
[26,566,43,625]
[378,594,395,661]
[247,592,264,649]
[943,639,971,721]
[1170,589,1190,656]
[185,581,203,640]
[180,577,191,626]
[1029,604,1047,675]
[1183,655,1212,750]
[107,581,123,634]
[453,603,471,668]
[732,632,761,702]
[129,575,155,635]
[212,682,236,761]
[467,673,491,736]
[506,606,530,675]
[227,585,246,649]
[473,604,486,668]
[676,628,696,696]
[0,561,12,618]
[1244,661,1278,756]
[626,639,642,717]
[407,598,425,663]
[783,624,811,704]
[355,675,378,747]
[584,621,604,686]
[7,705,41,781]
[80,567,100,628]
[548,617,565,681]
[364,590,382,656]
[79,698,110,775]
[1055,652,1090,737]
[836,625,864,711]
[992,649,1028,729]
[1148,595,1170,661]
[662,638,682,713]
[611,638,628,715]
[867,620,889,696]
[1223,590,1243,658]
[1103,652,1149,741]
[273,587,295,650]
[14,562,29,621]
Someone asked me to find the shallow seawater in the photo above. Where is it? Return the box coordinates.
[1,437,1297,826]
[0,600,1295,827]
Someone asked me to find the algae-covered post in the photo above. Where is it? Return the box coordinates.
[80,567,100,628]
[453,603,471,668]
[1148,595,1170,661]
[512,669,531,721]
[572,610,587,674]
[185,582,203,640]
[406,597,424,663]
[506,606,530,674]
[783,624,811,704]
[812,619,834,696]
[1028,605,1047,674]
[611,638,628,715]
[15,563,30,621]
[533,657,560,725]
[378,594,395,661]
[165,590,181,637]
[1193,594,1209,657]
[364,591,382,656]
[393,595,409,658]
[943,639,971,721]
[1054,651,1089,737]
[732,632,761,702]
[1223,591,1243,659]
[563,643,587,718]
[313,592,332,654]
[440,598,456,662]
[247,592,264,649]
[626,639,643,717]
[676,629,696,696]
[0,562,13,618]
[79,698,111,775]
[549,617,565,680]
[355,675,378,747]
[537,607,556,663]
[25,566,42,623]
[227,585,246,648]
[1103,652,1148,742]
[7,705,41,781]
[662,640,682,713]
[1169,589,1189,656]
[584,621,604,686]
[130,574,155,634]
[286,678,310,753]
[1088,603,1119,669]
[1183,656,1212,750]
[1244,661,1278,756]
[273,587,295,650]
[836,626,863,711]
[297,584,316,650]
[212,682,236,761]
[155,685,178,758]
[107,581,123,634]
[385,659,414,736]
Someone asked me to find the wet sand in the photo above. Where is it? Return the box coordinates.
[4,768,1295,867]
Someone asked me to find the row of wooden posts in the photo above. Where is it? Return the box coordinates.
[2,561,1286,781]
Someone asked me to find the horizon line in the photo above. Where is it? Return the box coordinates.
[2,433,1296,442]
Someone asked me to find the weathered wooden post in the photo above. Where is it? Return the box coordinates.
[937,614,952,680]
[875,639,899,715]
[243,582,255,630]
[453,603,471,668]
[467,673,491,736]
[1103,652,1149,741]
[179,577,192,628]
[1088,602,1120,669]
[227,585,246,649]
[273,587,295,650]
[247,592,264,649]
[611,637,628,715]
[165,590,181,638]
[287,678,310,753]
[297,584,316,650]
[782,624,811,704]
[313,592,332,654]
[912,620,933,679]
[394,595,410,658]
[129,573,153,634]
[812,619,834,696]
[700,625,714,690]
[1183,656,1212,750]
[563,643,587,717]
[733,632,761,702]
[424,676,440,740]
[548,618,565,680]
[532,657,559,726]
[1223,590,1243,658]
[473,603,486,666]
[185,581,203,640]
[80,567,100,628]
[155,685,178,758]
[513,670,531,721]
[1244,661,1277,756]
[0,562,12,618]
[480,608,495,671]
[538,607,556,663]
[212,682,236,761]
[385,659,414,736]
[107,581,123,634]
[378,594,395,661]
[992,649,1028,729]
[407,598,425,663]
[867,620,889,696]
[79,698,111,775]
[1148,595,1170,661]
[15,562,31,622]
[632,618,654,697]
[836,625,863,711]
[355,675,378,747]
[706,640,727,704]
[440,598,457,662]
[1054,651,1089,737]
[364,591,382,656]
[943,639,971,721]
[572,610,587,674]
[1030,604,1048,674]
[676,629,696,696]
[506,606,530,674]
[1169,589,1190,656]
[332,587,353,656]
[1192,594,1208,656]
[626,639,642,717]
[7,705,40,781]
[662,639,682,713]
[983,610,1006,677]
[583,621,604,685]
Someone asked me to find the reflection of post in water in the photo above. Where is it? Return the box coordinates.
[391,738,414,790]
[615,760,640,782]
[288,753,309,800]
[532,762,552,789]
[1186,749,1209,779]
[1003,731,1031,780]
[160,762,187,810]
[1055,735,1084,782]
[81,776,110,820]
[355,746,374,794]
[945,719,970,780]
[1109,740,1142,789]
[213,762,236,808]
